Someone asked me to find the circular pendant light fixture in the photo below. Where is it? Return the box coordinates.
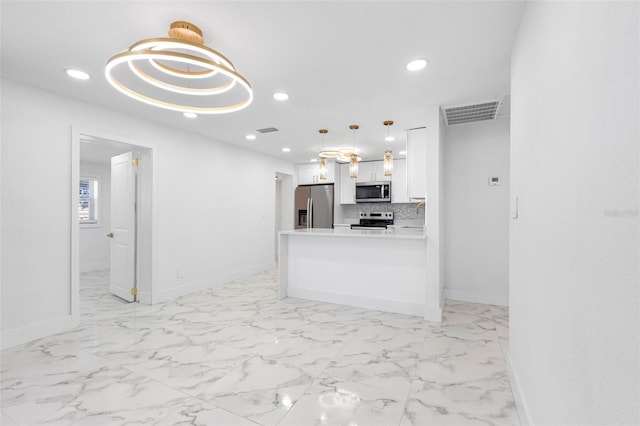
[105,21,253,114]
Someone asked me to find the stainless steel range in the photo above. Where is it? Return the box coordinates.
[350,212,394,230]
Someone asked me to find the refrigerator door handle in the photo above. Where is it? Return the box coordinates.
[309,197,313,228]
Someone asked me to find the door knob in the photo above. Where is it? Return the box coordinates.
[107,232,114,238]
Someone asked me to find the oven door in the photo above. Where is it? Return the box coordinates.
[355,182,391,203]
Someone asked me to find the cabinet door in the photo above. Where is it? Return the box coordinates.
[391,158,410,203]
[340,163,356,204]
[323,161,335,183]
[407,127,427,199]
[356,162,374,182]
[372,160,392,182]
[355,161,391,182]
[297,162,335,185]
[297,163,318,185]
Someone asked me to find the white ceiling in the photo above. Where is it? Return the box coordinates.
[1,1,525,164]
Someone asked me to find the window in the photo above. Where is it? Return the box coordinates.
[79,176,100,225]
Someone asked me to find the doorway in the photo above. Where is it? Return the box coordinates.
[71,131,155,322]
[274,172,293,263]
[275,174,282,261]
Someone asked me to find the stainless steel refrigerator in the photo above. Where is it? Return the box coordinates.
[295,184,334,229]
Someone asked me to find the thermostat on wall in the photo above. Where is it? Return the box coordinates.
[488,176,501,186]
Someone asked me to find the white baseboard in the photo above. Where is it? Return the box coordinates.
[424,305,443,323]
[444,288,508,306]
[137,290,152,305]
[288,287,425,317]
[155,262,276,304]
[1,315,79,350]
[507,354,533,426]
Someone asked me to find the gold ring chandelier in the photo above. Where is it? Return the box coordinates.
[105,21,253,114]
[319,148,361,163]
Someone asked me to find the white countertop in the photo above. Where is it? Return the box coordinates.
[280,227,426,240]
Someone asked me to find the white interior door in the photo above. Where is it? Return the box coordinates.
[109,152,136,302]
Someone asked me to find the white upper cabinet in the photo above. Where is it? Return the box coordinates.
[356,160,391,183]
[391,158,410,203]
[406,127,427,199]
[339,163,356,204]
[356,162,373,183]
[297,161,335,185]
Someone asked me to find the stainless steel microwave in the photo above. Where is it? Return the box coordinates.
[355,182,391,203]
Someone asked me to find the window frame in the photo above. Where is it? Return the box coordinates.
[79,175,101,228]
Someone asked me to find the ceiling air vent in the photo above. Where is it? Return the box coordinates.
[442,100,502,126]
[256,127,279,133]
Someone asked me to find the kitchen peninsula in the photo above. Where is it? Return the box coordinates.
[278,227,442,321]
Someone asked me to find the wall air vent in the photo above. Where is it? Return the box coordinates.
[256,127,279,133]
[442,100,502,126]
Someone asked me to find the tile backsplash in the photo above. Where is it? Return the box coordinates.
[341,202,425,221]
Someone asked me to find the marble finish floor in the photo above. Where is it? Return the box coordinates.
[1,269,518,426]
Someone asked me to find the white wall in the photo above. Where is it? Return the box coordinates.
[509,2,639,425]
[79,161,111,273]
[1,79,294,348]
[444,118,510,306]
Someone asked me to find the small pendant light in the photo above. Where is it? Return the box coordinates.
[383,120,394,176]
[349,124,359,178]
[318,129,328,180]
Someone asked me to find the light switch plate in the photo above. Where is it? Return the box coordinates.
[511,196,518,219]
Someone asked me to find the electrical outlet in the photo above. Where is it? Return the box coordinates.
[177,267,184,278]
[489,176,501,186]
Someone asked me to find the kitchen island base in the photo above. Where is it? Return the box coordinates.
[279,228,442,321]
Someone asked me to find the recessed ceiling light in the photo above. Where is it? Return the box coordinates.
[245,134,256,140]
[282,147,291,152]
[406,59,428,71]
[399,150,407,155]
[385,136,395,142]
[65,68,90,80]
[183,112,197,119]
[273,92,289,101]
[310,158,318,163]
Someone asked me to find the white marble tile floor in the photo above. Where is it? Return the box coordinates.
[1,269,519,425]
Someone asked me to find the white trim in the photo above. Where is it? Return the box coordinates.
[137,290,152,305]
[72,127,158,309]
[1,315,78,350]
[155,262,277,304]
[79,223,101,228]
[424,305,443,322]
[507,354,533,426]
[71,129,80,322]
[445,288,509,306]
[287,287,425,317]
